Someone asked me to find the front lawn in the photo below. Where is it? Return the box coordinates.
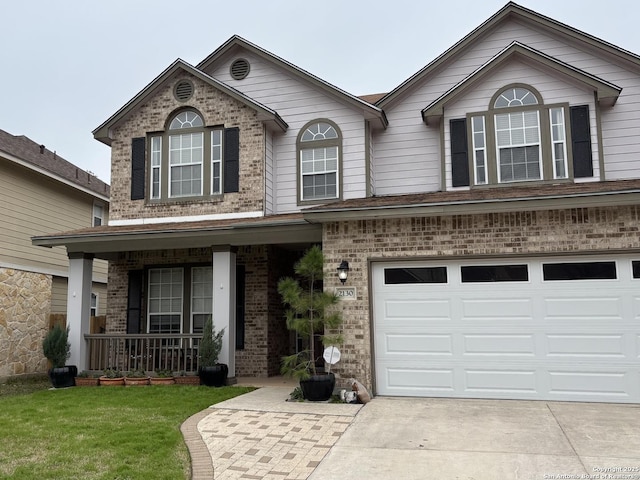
[0,384,253,479]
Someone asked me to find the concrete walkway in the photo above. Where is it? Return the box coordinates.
[184,383,640,480]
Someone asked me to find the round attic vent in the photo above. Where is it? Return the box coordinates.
[230,58,250,80]
[174,80,194,102]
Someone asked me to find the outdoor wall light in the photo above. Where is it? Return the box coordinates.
[337,260,350,284]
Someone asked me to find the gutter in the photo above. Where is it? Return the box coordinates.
[302,189,640,222]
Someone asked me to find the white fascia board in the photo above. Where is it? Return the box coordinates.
[108,210,264,227]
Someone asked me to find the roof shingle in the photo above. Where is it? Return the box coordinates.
[0,128,110,198]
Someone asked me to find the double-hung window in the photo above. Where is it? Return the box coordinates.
[146,266,213,338]
[298,120,341,203]
[169,111,204,197]
[148,268,183,334]
[456,85,578,188]
[145,109,234,201]
[92,203,104,226]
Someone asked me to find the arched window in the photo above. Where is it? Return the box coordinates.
[298,120,341,202]
[168,111,204,197]
[146,106,233,201]
[466,84,568,185]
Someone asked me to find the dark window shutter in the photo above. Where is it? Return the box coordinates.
[570,105,593,178]
[450,119,470,187]
[126,270,144,334]
[224,127,240,193]
[235,265,245,350]
[131,137,146,200]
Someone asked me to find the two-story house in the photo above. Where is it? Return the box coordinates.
[34,2,640,403]
[1,129,109,379]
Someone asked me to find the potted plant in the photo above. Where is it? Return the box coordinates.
[198,316,227,387]
[75,370,100,386]
[150,369,175,385]
[278,245,343,401]
[124,367,149,386]
[42,323,77,388]
[174,370,200,385]
[99,368,124,386]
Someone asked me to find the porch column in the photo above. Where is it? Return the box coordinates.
[212,247,236,377]
[67,252,94,371]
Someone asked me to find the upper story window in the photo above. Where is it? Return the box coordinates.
[168,111,205,198]
[450,84,592,188]
[92,203,104,226]
[297,120,341,203]
[133,106,240,203]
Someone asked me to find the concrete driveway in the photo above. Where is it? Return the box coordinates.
[310,397,640,480]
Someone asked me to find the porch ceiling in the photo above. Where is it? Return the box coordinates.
[31,213,321,260]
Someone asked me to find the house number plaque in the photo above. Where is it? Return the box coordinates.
[335,287,356,300]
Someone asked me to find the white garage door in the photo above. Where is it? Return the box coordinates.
[372,256,640,403]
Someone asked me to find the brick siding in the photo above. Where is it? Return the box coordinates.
[109,72,265,221]
[321,205,640,391]
[106,245,296,377]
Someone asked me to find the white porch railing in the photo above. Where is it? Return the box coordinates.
[84,333,203,373]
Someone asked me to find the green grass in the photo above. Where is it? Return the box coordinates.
[0,383,253,479]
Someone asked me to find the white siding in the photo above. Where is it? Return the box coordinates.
[374,17,640,195]
[207,51,368,213]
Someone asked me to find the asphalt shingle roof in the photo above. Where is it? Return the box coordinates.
[0,128,110,198]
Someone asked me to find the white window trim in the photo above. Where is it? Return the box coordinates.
[92,203,104,227]
[90,292,98,317]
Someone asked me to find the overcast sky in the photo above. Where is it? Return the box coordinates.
[2,0,638,184]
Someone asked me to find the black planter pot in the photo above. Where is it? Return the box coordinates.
[198,364,229,387]
[300,372,335,401]
[49,365,78,388]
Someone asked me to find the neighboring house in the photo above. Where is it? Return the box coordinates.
[0,129,109,378]
[34,2,640,402]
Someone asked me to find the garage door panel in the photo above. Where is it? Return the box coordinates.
[547,370,630,399]
[544,296,623,319]
[461,297,533,319]
[373,256,639,403]
[464,369,537,394]
[463,334,536,356]
[384,298,451,320]
[386,367,455,392]
[546,334,626,358]
[386,333,453,355]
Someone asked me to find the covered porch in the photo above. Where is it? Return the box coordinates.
[32,214,321,379]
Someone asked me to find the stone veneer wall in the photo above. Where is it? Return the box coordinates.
[106,246,291,377]
[0,268,51,378]
[108,72,265,221]
[321,205,640,392]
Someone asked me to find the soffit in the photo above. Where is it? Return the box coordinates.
[31,213,321,260]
